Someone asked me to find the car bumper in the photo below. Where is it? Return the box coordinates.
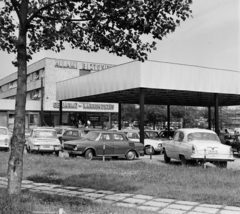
[31,147,61,152]
[0,145,9,148]
[190,155,234,162]
[65,150,83,155]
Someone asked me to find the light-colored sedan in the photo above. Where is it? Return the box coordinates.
[162,128,234,168]
[0,126,11,151]
[119,130,163,155]
[26,128,61,155]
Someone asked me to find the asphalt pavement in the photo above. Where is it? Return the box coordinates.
[139,153,240,170]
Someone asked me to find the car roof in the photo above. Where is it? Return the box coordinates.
[176,128,215,135]
[33,128,56,131]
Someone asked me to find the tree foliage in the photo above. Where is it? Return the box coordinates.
[0,0,192,198]
[0,0,192,62]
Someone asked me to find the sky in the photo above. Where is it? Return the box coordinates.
[0,0,239,79]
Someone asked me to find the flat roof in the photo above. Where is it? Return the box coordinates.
[56,60,240,107]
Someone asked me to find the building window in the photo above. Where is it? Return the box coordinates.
[33,71,39,81]
[27,74,33,83]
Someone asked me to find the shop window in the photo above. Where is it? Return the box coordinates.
[29,114,39,127]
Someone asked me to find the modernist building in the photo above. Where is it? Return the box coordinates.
[0,57,118,129]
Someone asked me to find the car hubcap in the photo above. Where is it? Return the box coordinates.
[127,151,134,159]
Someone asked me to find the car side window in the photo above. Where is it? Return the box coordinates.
[113,134,124,141]
[72,131,78,137]
[65,131,72,136]
[100,134,111,141]
[127,132,135,139]
[178,132,184,142]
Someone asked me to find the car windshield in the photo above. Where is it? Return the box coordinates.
[187,132,219,142]
[33,130,57,138]
[83,132,100,141]
[0,128,7,135]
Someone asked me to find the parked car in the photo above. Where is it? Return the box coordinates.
[54,126,76,140]
[119,129,163,155]
[61,128,102,143]
[162,128,234,167]
[229,134,240,154]
[219,131,235,146]
[145,130,161,139]
[26,127,61,155]
[0,126,11,151]
[159,130,175,140]
[63,130,144,160]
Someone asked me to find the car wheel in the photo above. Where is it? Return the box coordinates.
[180,156,188,166]
[26,145,31,153]
[164,150,171,163]
[144,146,154,155]
[125,150,136,160]
[84,149,94,160]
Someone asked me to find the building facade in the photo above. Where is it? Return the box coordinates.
[0,57,117,129]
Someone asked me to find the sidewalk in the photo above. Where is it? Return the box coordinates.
[0,177,239,214]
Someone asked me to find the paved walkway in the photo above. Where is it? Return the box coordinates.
[0,177,239,214]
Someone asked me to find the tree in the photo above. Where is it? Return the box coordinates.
[0,0,192,199]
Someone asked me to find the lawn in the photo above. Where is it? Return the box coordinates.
[1,152,240,208]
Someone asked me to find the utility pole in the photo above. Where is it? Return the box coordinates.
[40,77,44,126]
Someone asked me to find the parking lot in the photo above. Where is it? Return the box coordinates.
[140,153,240,170]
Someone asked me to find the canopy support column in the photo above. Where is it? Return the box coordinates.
[118,103,121,130]
[140,88,145,145]
[59,101,62,125]
[167,105,170,137]
[214,93,219,135]
[208,106,211,130]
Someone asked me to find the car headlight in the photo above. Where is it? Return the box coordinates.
[73,146,78,151]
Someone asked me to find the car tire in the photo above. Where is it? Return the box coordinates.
[84,149,94,160]
[180,156,188,166]
[144,146,154,155]
[164,150,171,163]
[125,150,136,160]
[26,145,31,153]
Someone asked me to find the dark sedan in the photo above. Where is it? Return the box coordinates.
[63,131,144,160]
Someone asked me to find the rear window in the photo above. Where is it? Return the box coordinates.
[33,130,57,138]
[187,132,219,142]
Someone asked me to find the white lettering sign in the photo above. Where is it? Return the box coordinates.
[55,60,77,69]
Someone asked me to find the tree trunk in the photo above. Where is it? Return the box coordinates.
[7,23,27,199]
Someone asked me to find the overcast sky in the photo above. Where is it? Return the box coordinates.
[0,0,239,79]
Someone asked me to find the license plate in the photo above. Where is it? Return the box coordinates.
[208,150,218,154]
[43,146,51,148]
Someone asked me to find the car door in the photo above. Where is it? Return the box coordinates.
[96,133,114,156]
[165,132,178,158]
[172,131,186,160]
[112,133,129,155]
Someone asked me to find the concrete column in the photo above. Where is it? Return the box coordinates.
[109,113,112,129]
[208,106,211,130]
[167,105,170,137]
[118,103,121,130]
[214,93,219,135]
[140,88,145,145]
[59,101,62,125]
